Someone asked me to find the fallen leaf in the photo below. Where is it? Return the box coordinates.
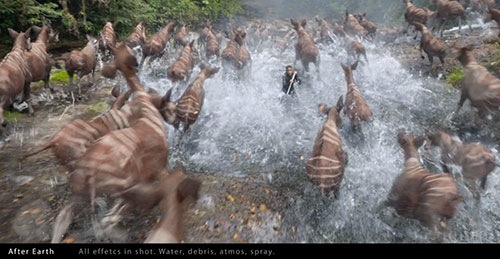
[233,233,239,240]
[292,226,296,233]
[259,204,267,211]
[30,208,41,214]
[226,194,235,202]
[62,237,76,243]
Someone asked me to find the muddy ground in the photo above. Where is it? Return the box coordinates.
[1,27,500,243]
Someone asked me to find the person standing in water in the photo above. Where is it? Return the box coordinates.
[282,65,301,96]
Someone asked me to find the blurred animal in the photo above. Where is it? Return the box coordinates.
[425,130,498,201]
[0,28,33,126]
[341,62,373,132]
[414,22,446,65]
[65,35,98,94]
[290,19,320,78]
[378,132,462,235]
[306,97,347,198]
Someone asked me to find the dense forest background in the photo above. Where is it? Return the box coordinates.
[0,0,436,51]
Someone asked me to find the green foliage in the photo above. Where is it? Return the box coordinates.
[50,70,74,84]
[447,67,464,88]
[88,101,110,115]
[3,110,23,123]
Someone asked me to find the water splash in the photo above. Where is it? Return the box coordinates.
[137,36,499,242]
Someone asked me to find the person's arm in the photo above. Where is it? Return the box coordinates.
[295,73,301,85]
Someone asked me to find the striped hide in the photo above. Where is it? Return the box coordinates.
[174,24,189,49]
[426,130,498,201]
[22,89,131,170]
[344,10,368,38]
[205,25,220,60]
[341,62,372,132]
[485,7,500,36]
[25,25,58,91]
[125,22,147,49]
[120,162,201,243]
[167,40,198,83]
[306,97,346,198]
[99,22,117,52]
[221,30,241,70]
[336,28,368,63]
[382,132,462,232]
[65,35,98,93]
[315,16,334,44]
[234,28,251,70]
[52,45,170,243]
[404,0,435,34]
[141,22,174,67]
[291,19,320,76]
[0,28,33,126]
[452,44,500,119]
[432,0,467,37]
[355,13,377,38]
[172,64,220,132]
[414,23,446,65]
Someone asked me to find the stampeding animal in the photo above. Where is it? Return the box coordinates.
[432,0,469,37]
[0,28,33,127]
[51,42,170,243]
[125,21,147,50]
[341,62,373,133]
[141,22,175,67]
[378,132,462,237]
[425,130,498,202]
[120,161,201,243]
[290,19,320,79]
[306,97,347,198]
[25,25,59,92]
[451,43,500,121]
[65,35,98,94]
[403,0,436,39]
[413,22,446,65]
[166,40,198,84]
[204,24,220,60]
[165,63,220,141]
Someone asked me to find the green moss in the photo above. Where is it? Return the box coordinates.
[50,70,74,84]
[447,67,464,88]
[87,101,110,115]
[3,110,23,122]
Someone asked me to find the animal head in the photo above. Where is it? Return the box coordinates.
[8,28,31,51]
[397,131,425,150]
[318,95,344,126]
[291,19,307,31]
[449,42,475,63]
[102,42,139,78]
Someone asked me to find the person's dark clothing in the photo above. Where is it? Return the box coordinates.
[282,72,301,95]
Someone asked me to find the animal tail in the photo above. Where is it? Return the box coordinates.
[20,140,54,161]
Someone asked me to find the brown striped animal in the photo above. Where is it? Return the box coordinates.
[51,41,170,243]
[451,43,500,120]
[25,25,58,92]
[234,27,251,75]
[306,96,346,198]
[99,22,117,53]
[378,132,462,232]
[414,22,446,65]
[174,24,189,50]
[432,0,468,37]
[465,0,495,13]
[341,62,373,132]
[65,35,98,94]
[204,25,220,60]
[315,16,334,44]
[198,22,211,51]
[291,19,320,78]
[167,40,198,83]
[221,28,245,72]
[0,28,33,126]
[403,0,436,38]
[25,43,172,170]
[484,7,500,36]
[167,63,220,134]
[141,22,175,67]
[120,161,201,243]
[344,10,368,38]
[425,130,498,201]
[355,13,377,38]
[21,87,131,170]
[125,22,147,49]
[335,28,368,63]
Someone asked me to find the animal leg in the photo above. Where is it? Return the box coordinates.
[23,82,34,116]
[51,201,76,243]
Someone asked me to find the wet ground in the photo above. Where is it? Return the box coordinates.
[1,27,500,243]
